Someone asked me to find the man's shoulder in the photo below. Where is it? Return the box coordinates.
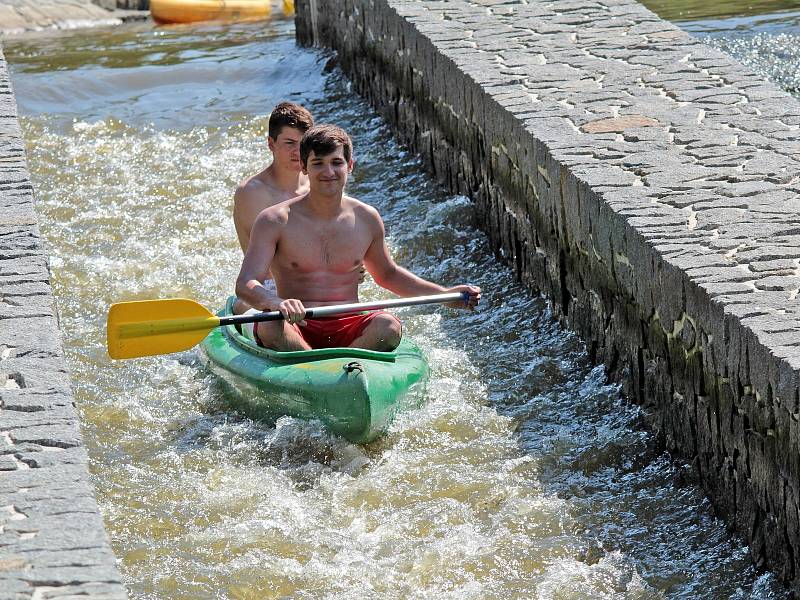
[259,200,293,222]
[236,171,270,195]
[346,195,381,219]
[346,196,384,233]
[235,171,276,203]
[252,199,305,241]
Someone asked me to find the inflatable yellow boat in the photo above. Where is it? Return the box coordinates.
[150,0,293,24]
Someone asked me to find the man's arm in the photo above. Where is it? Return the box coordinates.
[363,209,480,308]
[235,210,283,310]
[235,208,308,323]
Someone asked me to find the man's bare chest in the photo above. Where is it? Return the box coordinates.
[276,219,371,274]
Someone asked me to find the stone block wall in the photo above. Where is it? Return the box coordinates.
[297,0,800,585]
[0,1,136,34]
[91,0,148,10]
[0,48,127,599]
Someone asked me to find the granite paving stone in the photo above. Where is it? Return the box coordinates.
[0,42,127,600]
[0,0,148,34]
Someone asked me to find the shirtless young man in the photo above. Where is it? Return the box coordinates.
[235,124,481,352]
[232,102,313,314]
[233,101,313,251]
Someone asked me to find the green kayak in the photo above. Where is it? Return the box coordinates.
[198,297,428,443]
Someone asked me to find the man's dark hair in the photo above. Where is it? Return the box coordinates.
[300,124,353,167]
[268,102,314,139]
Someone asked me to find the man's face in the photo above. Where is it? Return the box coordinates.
[303,145,353,197]
[268,126,305,171]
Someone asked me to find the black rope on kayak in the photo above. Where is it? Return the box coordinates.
[344,361,364,374]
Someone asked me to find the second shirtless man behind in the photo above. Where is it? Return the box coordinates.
[236,124,480,352]
[232,101,313,314]
[233,101,312,253]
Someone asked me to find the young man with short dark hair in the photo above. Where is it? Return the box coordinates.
[236,124,480,352]
[233,101,314,252]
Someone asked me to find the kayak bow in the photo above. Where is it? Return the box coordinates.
[199,297,428,443]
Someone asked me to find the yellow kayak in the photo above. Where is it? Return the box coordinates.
[150,0,278,24]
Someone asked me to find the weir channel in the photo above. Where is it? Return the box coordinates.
[296,0,800,590]
[0,2,799,599]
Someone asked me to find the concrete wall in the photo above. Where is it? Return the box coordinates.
[91,0,148,10]
[297,0,800,586]
[0,1,141,35]
[0,48,127,599]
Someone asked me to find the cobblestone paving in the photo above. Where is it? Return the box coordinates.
[0,0,147,35]
[0,48,127,600]
[433,0,800,436]
[401,0,800,348]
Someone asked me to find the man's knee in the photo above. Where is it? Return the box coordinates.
[370,313,402,348]
[256,320,292,347]
[256,321,310,352]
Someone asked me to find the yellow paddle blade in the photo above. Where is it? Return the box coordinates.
[107,298,220,360]
[282,0,294,16]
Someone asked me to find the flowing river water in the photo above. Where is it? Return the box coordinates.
[3,5,799,599]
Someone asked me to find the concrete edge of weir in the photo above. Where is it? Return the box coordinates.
[0,1,148,36]
[295,0,800,588]
[0,48,128,599]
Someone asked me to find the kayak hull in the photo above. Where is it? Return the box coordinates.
[150,0,271,24]
[199,299,428,443]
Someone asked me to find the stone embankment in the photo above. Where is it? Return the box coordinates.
[0,48,127,599]
[0,0,147,35]
[297,0,800,587]
[92,0,148,9]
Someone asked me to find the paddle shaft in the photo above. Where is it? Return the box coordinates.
[218,292,469,326]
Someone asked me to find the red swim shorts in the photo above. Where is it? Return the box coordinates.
[256,311,400,349]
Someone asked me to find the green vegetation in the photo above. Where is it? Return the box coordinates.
[639,0,800,22]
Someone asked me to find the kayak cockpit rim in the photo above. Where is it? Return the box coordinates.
[221,296,398,363]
